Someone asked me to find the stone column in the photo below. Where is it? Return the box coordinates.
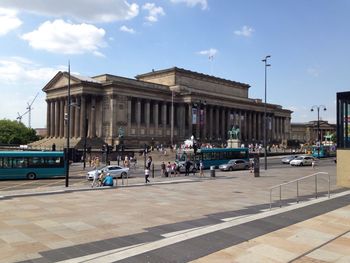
[162,102,167,137]
[127,98,132,135]
[154,102,159,135]
[90,97,96,137]
[187,104,192,137]
[54,100,59,138]
[80,96,86,138]
[196,106,200,140]
[69,98,74,138]
[179,104,186,138]
[75,97,81,138]
[50,100,55,138]
[46,100,51,137]
[215,107,220,139]
[110,95,117,140]
[221,108,226,140]
[145,100,150,135]
[60,100,65,138]
[209,105,213,140]
[202,105,207,141]
[136,99,141,136]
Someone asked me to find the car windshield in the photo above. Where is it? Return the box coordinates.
[228,160,235,164]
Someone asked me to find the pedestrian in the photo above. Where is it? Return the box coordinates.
[250,159,254,173]
[91,168,100,188]
[124,156,129,168]
[145,168,150,183]
[161,161,166,177]
[146,156,152,170]
[185,159,191,176]
[199,160,204,177]
[172,162,178,176]
[102,173,114,186]
[166,162,172,177]
[312,159,316,169]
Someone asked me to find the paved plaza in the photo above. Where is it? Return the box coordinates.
[0,161,349,262]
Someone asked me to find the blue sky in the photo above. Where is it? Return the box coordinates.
[0,0,349,128]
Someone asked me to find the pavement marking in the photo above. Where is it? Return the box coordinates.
[221,214,250,221]
[52,190,350,263]
[55,243,146,263]
[161,226,208,238]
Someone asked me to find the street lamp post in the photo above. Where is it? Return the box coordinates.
[262,55,271,170]
[171,90,174,147]
[65,61,71,187]
[311,105,327,157]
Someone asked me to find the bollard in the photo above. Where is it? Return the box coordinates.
[210,166,215,177]
[152,163,155,178]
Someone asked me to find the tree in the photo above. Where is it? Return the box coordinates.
[0,119,39,145]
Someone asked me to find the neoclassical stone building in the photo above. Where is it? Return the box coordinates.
[38,67,292,149]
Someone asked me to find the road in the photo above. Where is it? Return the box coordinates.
[0,157,336,192]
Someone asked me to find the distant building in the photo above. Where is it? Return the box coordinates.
[291,121,336,144]
[32,67,292,149]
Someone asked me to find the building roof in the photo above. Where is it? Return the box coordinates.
[135,67,250,88]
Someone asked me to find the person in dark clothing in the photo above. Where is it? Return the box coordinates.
[185,159,191,176]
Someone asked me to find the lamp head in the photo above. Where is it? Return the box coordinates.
[311,108,314,112]
[324,107,327,111]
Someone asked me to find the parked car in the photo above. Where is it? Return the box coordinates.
[290,156,315,166]
[219,159,250,171]
[281,155,299,164]
[86,165,129,180]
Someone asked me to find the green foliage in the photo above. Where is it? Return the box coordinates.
[0,119,39,145]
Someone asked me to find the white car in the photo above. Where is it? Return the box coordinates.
[290,156,315,166]
[86,165,129,180]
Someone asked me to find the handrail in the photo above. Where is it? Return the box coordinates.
[269,172,330,209]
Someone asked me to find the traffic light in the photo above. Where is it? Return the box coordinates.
[108,145,113,154]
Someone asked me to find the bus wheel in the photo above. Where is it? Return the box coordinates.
[27,173,37,180]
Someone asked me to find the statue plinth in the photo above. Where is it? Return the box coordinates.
[227,139,241,148]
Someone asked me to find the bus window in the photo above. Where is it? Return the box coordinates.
[12,157,28,168]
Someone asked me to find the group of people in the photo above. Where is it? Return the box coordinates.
[91,169,114,188]
[160,161,178,177]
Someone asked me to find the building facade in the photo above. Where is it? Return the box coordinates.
[290,121,336,145]
[40,67,292,149]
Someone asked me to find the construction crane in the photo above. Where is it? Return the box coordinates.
[26,92,39,128]
[16,110,29,123]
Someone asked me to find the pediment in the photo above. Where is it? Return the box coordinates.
[42,71,83,92]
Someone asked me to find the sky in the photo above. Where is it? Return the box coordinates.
[0,0,349,129]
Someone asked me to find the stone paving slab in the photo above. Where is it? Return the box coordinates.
[0,163,345,263]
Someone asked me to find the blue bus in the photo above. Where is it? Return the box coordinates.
[175,147,250,169]
[311,145,336,158]
[0,151,66,180]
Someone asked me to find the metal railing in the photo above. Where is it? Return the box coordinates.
[269,172,330,209]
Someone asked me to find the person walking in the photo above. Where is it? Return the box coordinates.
[91,169,100,188]
[185,159,191,176]
[199,160,204,177]
[161,161,166,177]
[145,168,150,183]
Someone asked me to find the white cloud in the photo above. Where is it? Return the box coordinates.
[0,57,65,84]
[0,57,66,128]
[307,66,320,77]
[0,0,139,23]
[142,3,165,22]
[170,0,208,10]
[120,25,135,34]
[197,48,218,58]
[21,19,106,55]
[234,25,254,37]
[0,8,22,36]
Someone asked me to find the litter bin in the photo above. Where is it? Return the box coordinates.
[253,156,260,177]
[210,166,216,177]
